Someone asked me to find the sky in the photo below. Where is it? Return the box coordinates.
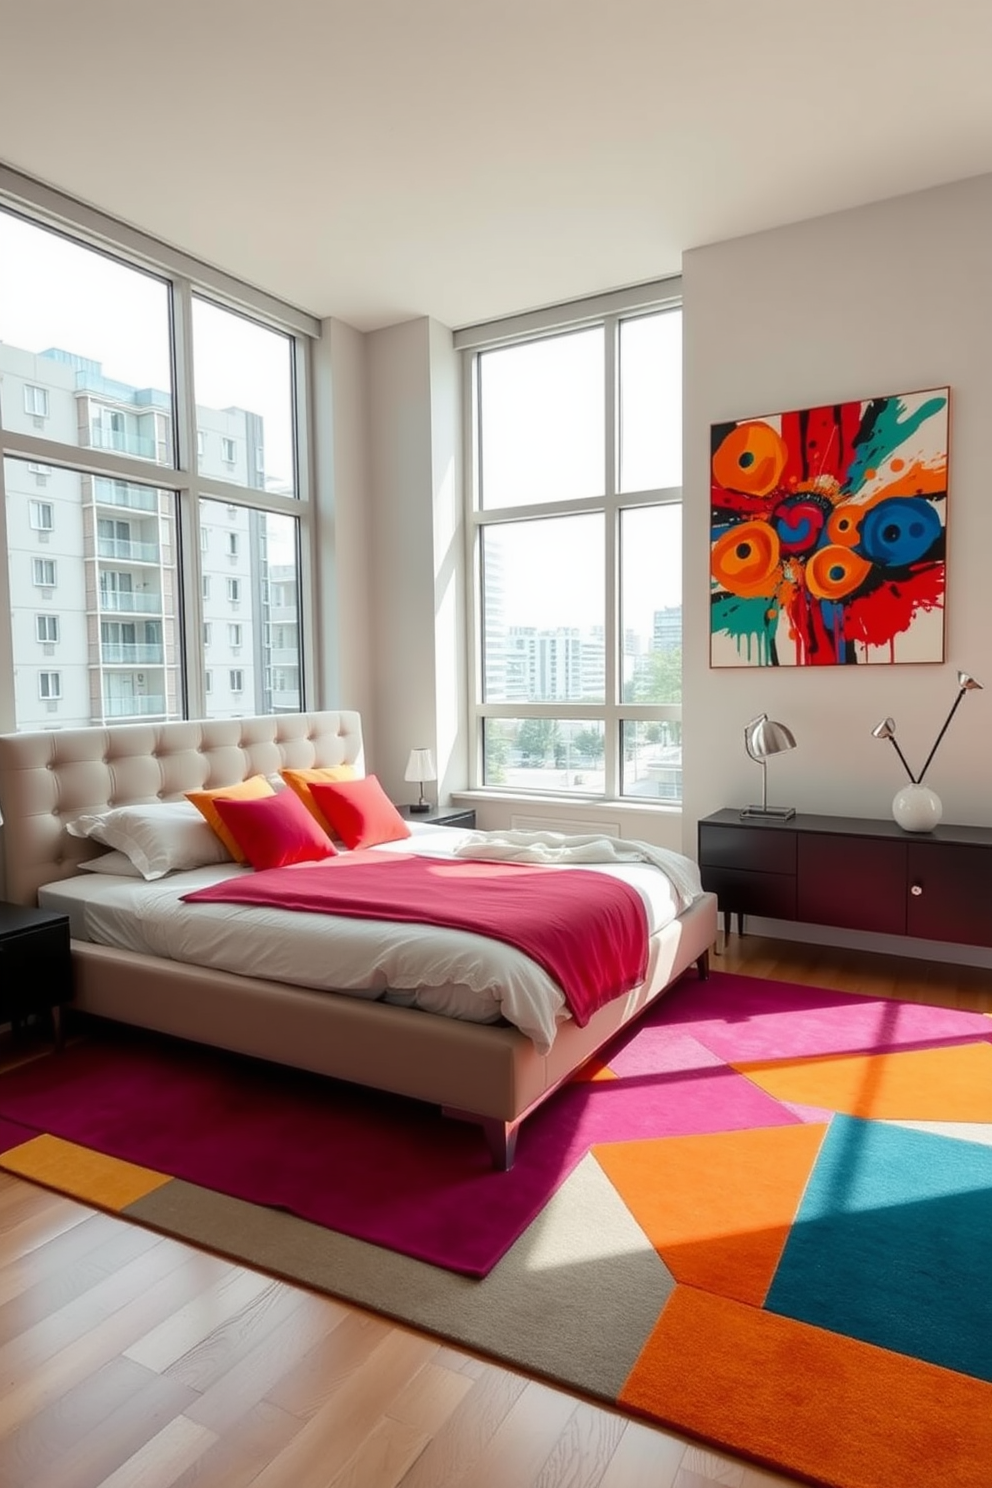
[0,207,295,486]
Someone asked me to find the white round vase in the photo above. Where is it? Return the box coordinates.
[892,783,942,833]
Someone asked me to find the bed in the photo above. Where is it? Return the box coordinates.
[0,710,718,1167]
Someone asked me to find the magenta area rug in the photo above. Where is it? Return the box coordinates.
[0,971,988,1277]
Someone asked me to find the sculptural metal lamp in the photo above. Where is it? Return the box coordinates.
[740,714,797,820]
[404,747,436,813]
[872,670,983,833]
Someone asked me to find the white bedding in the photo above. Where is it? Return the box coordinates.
[39,822,701,1053]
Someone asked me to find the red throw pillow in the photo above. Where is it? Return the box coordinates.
[212,787,337,870]
[307,774,411,850]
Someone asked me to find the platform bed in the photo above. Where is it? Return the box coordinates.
[0,711,717,1168]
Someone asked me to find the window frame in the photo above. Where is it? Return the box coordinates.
[0,165,320,732]
[457,278,683,806]
[35,613,60,643]
[38,669,61,700]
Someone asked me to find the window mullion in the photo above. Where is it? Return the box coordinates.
[172,275,204,721]
[603,314,619,796]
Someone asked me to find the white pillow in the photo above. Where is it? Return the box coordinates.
[76,850,145,878]
[66,801,233,880]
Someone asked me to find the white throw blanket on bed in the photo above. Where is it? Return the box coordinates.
[452,829,702,912]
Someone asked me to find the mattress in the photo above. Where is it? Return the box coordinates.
[39,823,696,1053]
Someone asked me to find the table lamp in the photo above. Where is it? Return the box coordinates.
[740,714,797,820]
[404,747,436,813]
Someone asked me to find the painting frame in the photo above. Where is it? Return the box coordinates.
[709,386,949,668]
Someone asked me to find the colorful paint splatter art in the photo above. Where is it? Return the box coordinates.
[710,388,948,666]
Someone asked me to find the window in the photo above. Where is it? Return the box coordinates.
[202,575,211,602]
[229,668,243,692]
[38,671,61,700]
[227,577,241,604]
[29,499,54,531]
[0,190,315,732]
[461,288,682,802]
[227,531,239,558]
[200,525,209,551]
[35,614,60,643]
[24,384,49,418]
[203,622,212,647]
[205,670,212,693]
[229,623,242,647]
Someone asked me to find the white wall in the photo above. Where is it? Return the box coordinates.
[682,173,992,957]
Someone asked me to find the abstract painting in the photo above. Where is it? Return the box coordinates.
[710,387,949,666]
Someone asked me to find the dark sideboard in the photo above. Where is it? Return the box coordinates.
[698,809,992,949]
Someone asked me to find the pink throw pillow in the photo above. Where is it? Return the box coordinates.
[307,774,412,850]
[212,787,337,870]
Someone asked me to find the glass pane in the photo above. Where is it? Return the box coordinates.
[479,328,604,509]
[4,456,182,728]
[192,297,296,496]
[620,504,682,704]
[482,515,604,703]
[199,499,302,717]
[0,209,174,465]
[622,719,682,802]
[619,309,682,493]
[483,717,605,795]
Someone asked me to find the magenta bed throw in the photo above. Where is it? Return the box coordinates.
[182,850,649,1025]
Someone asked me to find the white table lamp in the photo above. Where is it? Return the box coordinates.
[404,747,436,813]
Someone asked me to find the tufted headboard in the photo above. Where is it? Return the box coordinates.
[0,710,364,907]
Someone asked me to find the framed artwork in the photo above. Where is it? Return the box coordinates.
[710,387,949,667]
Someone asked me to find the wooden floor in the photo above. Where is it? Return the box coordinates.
[0,935,989,1488]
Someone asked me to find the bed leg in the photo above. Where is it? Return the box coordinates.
[442,1108,519,1171]
[696,948,711,980]
[481,1118,518,1172]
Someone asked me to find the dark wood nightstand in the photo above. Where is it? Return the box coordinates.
[0,903,73,1043]
[398,805,477,829]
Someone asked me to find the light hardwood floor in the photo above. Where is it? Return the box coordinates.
[0,935,989,1488]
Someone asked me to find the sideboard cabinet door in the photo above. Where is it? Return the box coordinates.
[906,842,992,947]
[797,834,908,935]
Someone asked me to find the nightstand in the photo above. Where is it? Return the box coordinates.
[399,805,477,829]
[0,903,73,1043]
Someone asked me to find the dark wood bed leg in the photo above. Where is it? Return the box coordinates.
[696,948,711,980]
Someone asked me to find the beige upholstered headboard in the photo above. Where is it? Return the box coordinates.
[0,710,364,907]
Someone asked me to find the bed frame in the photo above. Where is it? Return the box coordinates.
[0,711,718,1168]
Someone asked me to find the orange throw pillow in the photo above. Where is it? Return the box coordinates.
[211,788,337,870]
[308,774,411,850]
[280,765,357,834]
[186,775,275,863]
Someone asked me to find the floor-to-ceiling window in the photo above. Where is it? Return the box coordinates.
[458,282,683,804]
[0,168,317,731]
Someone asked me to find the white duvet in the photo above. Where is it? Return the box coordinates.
[39,823,702,1054]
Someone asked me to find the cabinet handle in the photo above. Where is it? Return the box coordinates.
[910,883,923,896]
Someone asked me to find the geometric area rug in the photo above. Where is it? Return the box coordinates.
[1,971,991,1488]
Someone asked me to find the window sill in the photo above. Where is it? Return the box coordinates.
[450,788,682,819]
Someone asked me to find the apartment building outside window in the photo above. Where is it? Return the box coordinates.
[0,178,315,731]
[459,283,682,803]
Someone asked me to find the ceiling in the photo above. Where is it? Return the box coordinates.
[2,0,992,333]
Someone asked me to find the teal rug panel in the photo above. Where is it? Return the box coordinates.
[765,1114,992,1382]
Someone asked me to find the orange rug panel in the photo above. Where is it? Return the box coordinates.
[594,1122,827,1306]
[620,1286,992,1488]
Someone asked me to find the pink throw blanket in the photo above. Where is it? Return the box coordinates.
[182,850,649,1026]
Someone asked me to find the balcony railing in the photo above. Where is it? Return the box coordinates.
[100,644,165,665]
[95,485,158,513]
[89,427,157,460]
[97,538,160,562]
[99,591,163,614]
[102,695,167,718]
